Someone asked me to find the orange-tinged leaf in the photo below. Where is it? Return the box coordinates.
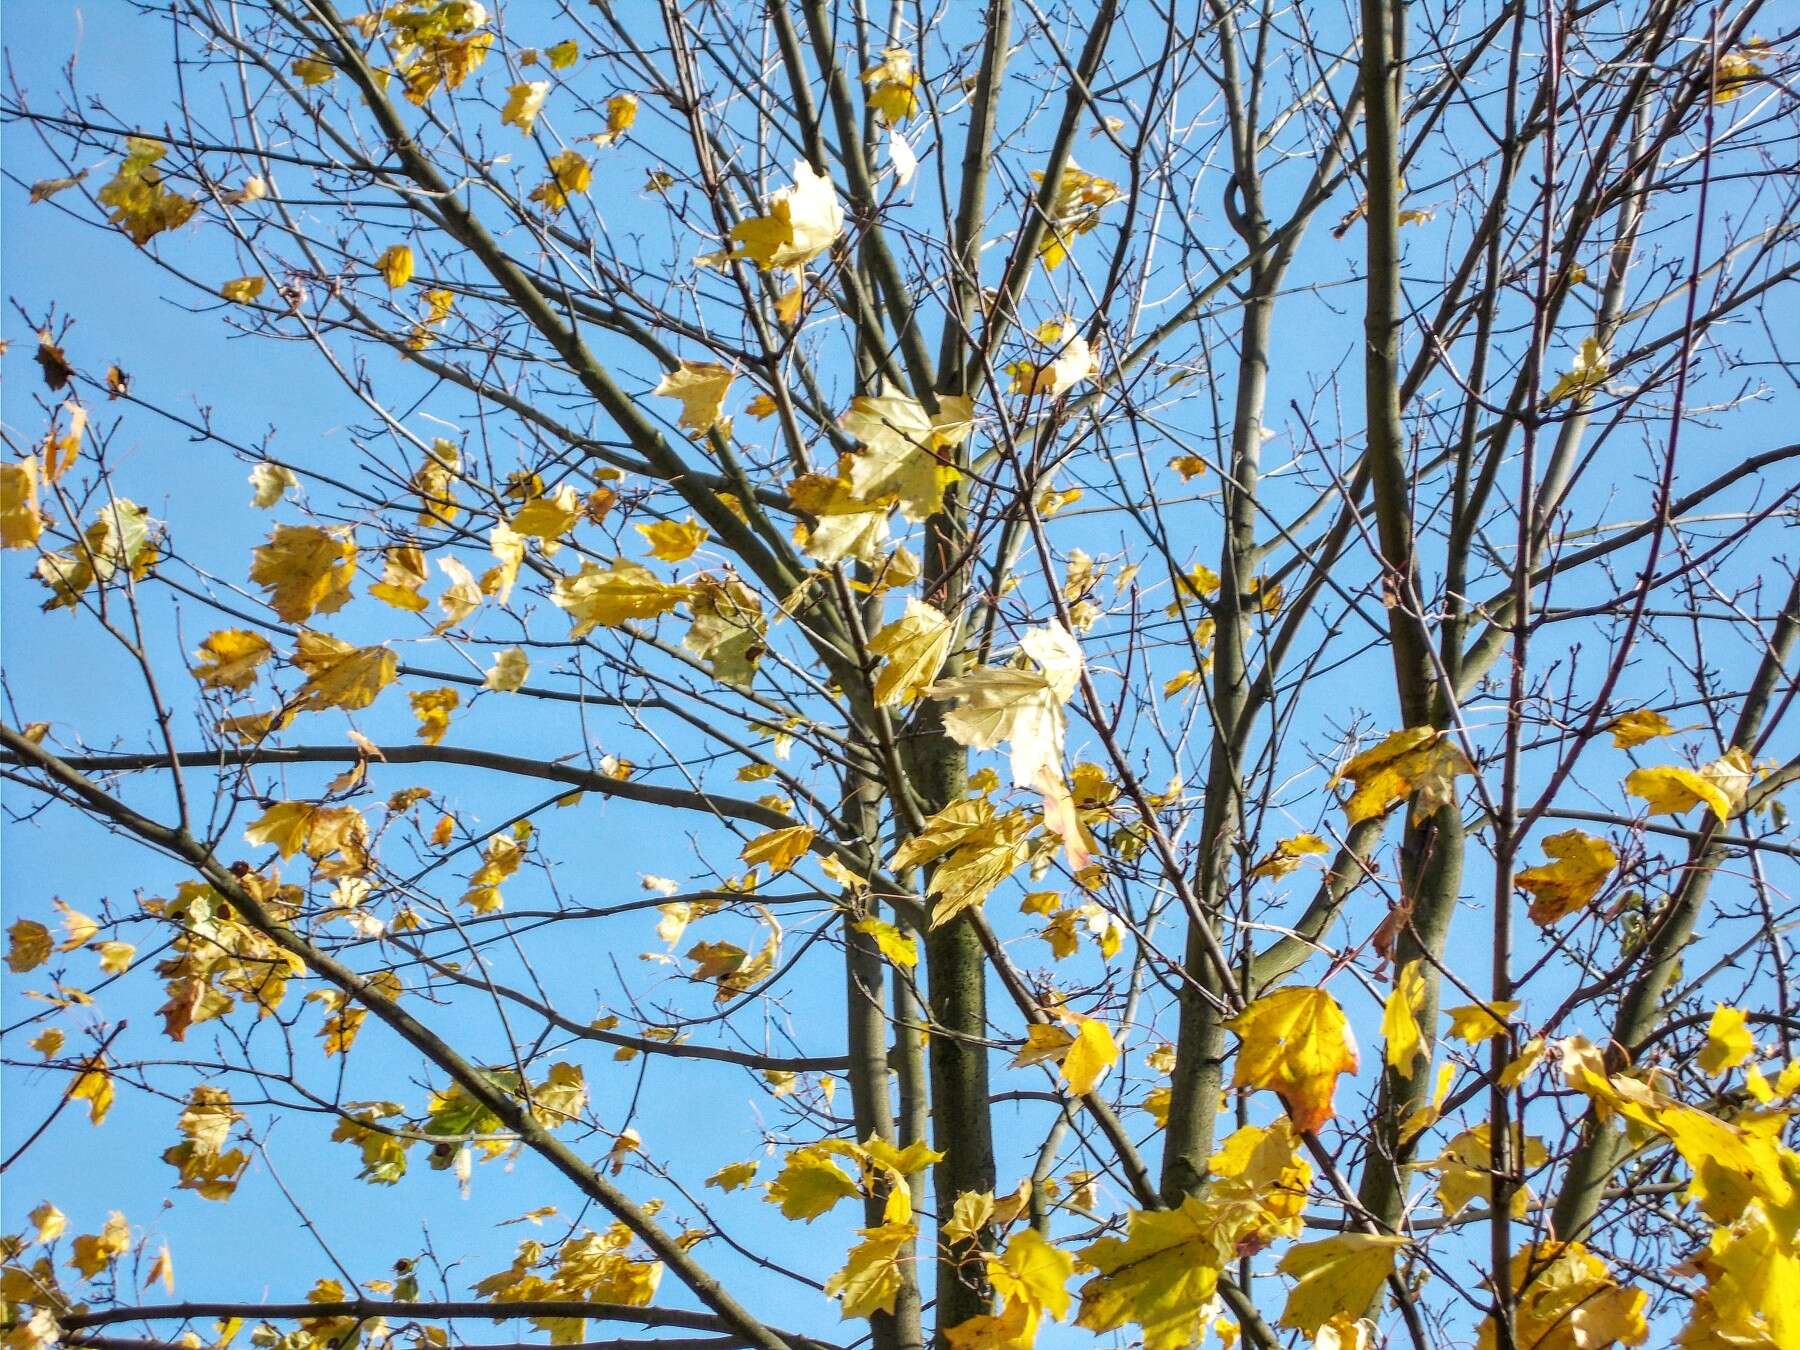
[1224,986,1359,1133]
[1517,829,1617,926]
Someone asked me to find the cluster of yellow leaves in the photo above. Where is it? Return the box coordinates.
[474,1222,661,1341]
[1333,726,1473,825]
[463,831,524,913]
[1481,1242,1647,1350]
[245,800,370,873]
[98,136,196,246]
[1559,1034,1800,1345]
[1076,1119,1315,1349]
[929,622,1089,865]
[861,48,919,123]
[36,498,157,611]
[767,1136,942,1223]
[152,877,307,1042]
[1010,1013,1121,1097]
[1032,163,1122,270]
[162,1086,249,1201]
[7,896,135,987]
[891,798,1036,927]
[1626,747,1753,822]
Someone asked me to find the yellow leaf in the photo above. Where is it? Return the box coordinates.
[1248,833,1330,880]
[484,647,529,692]
[729,160,844,270]
[868,599,955,705]
[1170,454,1208,481]
[1074,1197,1232,1350]
[788,470,892,566]
[7,919,53,973]
[841,391,971,522]
[1443,1000,1519,1045]
[1546,336,1609,403]
[1609,708,1674,748]
[1382,959,1427,1078]
[1224,986,1359,1133]
[250,525,356,622]
[499,82,549,135]
[29,1202,67,1245]
[545,39,580,70]
[529,149,592,213]
[69,1062,116,1126]
[706,1161,759,1191]
[368,544,430,613]
[54,900,99,950]
[636,518,709,562]
[1031,162,1120,271]
[292,54,335,85]
[739,824,814,875]
[1060,1016,1119,1097]
[653,361,734,434]
[436,555,482,629]
[928,623,1083,792]
[1333,726,1473,824]
[30,1027,65,1059]
[853,917,918,968]
[248,462,298,509]
[551,560,690,636]
[1698,1004,1755,1076]
[145,1243,175,1293]
[2,458,45,549]
[594,93,638,147]
[219,277,264,304]
[376,244,415,289]
[825,1221,917,1319]
[1625,749,1750,823]
[95,940,136,974]
[1276,1234,1405,1336]
[410,687,459,746]
[69,1212,130,1277]
[98,137,197,245]
[290,632,397,711]
[767,1147,861,1221]
[1517,829,1617,926]
[861,49,919,124]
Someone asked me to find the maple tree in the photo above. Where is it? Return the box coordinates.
[2,2,1799,1349]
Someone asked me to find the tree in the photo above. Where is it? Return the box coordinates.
[2,0,1798,1347]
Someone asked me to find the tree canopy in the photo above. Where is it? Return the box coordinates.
[3,2,1799,1349]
